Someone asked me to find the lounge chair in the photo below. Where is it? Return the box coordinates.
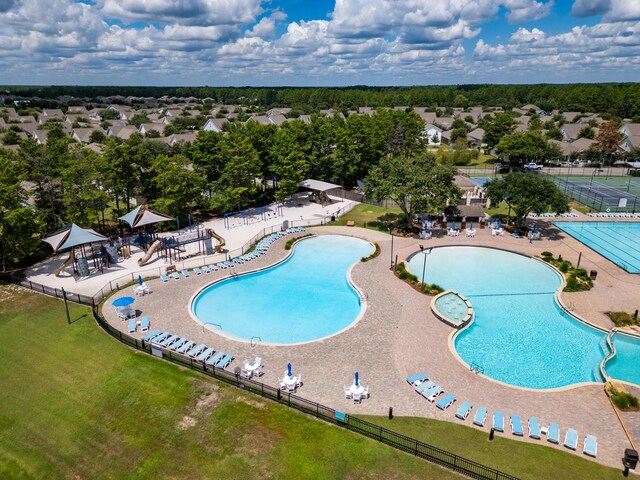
[217,262,227,269]
[564,428,578,450]
[493,411,504,432]
[187,344,206,357]
[128,317,136,334]
[344,386,352,399]
[208,264,219,271]
[224,261,235,268]
[142,329,163,342]
[436,393,456,410]
[171,272,180,280]
[177,341,195,354]
[217,354,234,369]
[193,267,202,275]
[159,335,179,347]
[233,258,244,264]
[510,415,523,436]
[415,381,436,393]
[196,347,214,362]
[169,338,187,351]
[181,269,190,278]
[406,373,429,385]
[160,274,169,282]
[473,407,487,427]
[151,332,170,344]
[140,316,150,332]
[206,351,225,366]
[513,232,520,239]
[528,418,541,439]
[583,434,597,457]
[547,422,560,444]
[202,265,211,273]
[422,385,444,402]
[455,402,473,420]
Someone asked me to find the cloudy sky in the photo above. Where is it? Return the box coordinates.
[0,0,639,86]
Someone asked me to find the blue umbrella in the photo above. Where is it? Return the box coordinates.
[469,222,473,230]
[112,296,135,307]
[138,275,143,285]
[287,362,292,377]
[497,219,502,230]
[451,221,456,231]
[355,371,359,387]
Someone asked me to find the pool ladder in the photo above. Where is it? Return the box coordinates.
[470,363,484,374]
[251,336,262,347]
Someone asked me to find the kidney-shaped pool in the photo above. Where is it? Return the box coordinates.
[192,235,373,345]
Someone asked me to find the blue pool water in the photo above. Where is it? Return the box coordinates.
[553,222,640,273]
[608,334,640,386]
[408,247,606,389]
[434,293,468,322]
[192,235,373,344]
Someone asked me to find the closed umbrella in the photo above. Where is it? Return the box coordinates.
[497,219,502,230]
[138,275,143,286]
[469,222,473,230]
[451,221,456,231]
[287,362,292,377]
[355,371,359,387]
[112,296,135,307]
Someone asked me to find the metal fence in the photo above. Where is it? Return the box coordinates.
[548,176,639,213]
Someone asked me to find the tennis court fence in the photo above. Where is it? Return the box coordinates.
[547,175,639,213]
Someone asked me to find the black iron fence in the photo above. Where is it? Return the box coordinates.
[10,276,519,480]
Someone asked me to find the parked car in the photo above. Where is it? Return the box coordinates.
[523,163,544,170]
[493,163,510,173]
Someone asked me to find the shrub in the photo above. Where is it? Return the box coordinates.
[559,261,571,273]
[284,233,313,250]
[396,262,419,282]
[610,385,640,410]
[361,243,381,262]
[607,311,639,327]
[541,251,553,257]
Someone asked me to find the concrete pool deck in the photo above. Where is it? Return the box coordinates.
[101,221,640,470]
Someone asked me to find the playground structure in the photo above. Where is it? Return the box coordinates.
[208,229,226,253]
[223,203,283,229]
[137,240,162,266]
[54,250,75,277]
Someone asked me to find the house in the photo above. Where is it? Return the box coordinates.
[167,132,197,146]
[202,118,228,133]
[32,129,50,145]
[417,111,437,125]
[18,123,38,136]
[87,109,102,122]
[440,130,453,145]
[298,115,312,124]
[108,105,134,121]
[268,112,288,126]
[434,117,454,130]
[424,124,442,145]
[71,128,99,144]
[40,109,64,121]
[139,123,167,136]
[561,124,599,142]
[561,112,582,122]
[578,114,605,126]
[619,123,640,152]
[467,128,485,147]
[550,138,597,161]
[67,106,88,115]
[358,107,375,116]
[247,115,274,126]
[107,125,139,140]
[267,108,291,116]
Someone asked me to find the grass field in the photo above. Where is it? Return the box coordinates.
[329,204,404,232]
[0,285,624,479]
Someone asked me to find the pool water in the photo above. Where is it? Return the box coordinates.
[434,293,468,322]
[607,334,640,386]
[408,247,606,389]
[192,235,373,344]
[553,222,640,273]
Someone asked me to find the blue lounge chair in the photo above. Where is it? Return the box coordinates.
[208,264,219,271]
[202,265,211,273]
[224,261,235,268]
[217,262,227,269]
[187,344,206,357]
[128,318,136,334]
[583,434,597,457]
[151,332,170,344]
[159,335,179,347]
[206,351,225,366]
[422,385,444,402]
[140,316,150,332]
[528,418,541,439]
[564,428,578,450]
[510,415,523,436]
[193,267,202,275]
[233,258,244,264]
[406,373,429,385]
[415,381,436,393]
[181,269,190,278]
[217,354,234,369]
[513,232,520,239]
[142,329,163,342]
[177,341,195,354]
[455,402,473,420]
[169,338,186,351]
[171,272,180,280]
[493,411,504,432]
[196,347,214,362]
[436,393,456,410]
[547,422,560,444]
[473,407,487,427]
[160,274,169,282]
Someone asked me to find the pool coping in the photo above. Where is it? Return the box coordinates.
[187,233,375,347]
[407,244,612,393]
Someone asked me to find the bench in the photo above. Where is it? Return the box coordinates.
[346,220,355,227]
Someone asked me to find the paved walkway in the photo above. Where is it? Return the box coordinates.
[102,222,640,470]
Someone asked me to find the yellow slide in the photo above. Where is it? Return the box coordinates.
[54,250,75,277]
[208,229,226,253]
[137,240,161,266]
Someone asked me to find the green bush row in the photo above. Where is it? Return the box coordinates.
[361,243,381,262]
[284,233,313,250]
[394,262,444,295]
[540,252,593,292]
[610,385,640,410]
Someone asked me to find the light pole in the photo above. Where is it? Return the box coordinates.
[420,245,432,292]
[388,227,394,270]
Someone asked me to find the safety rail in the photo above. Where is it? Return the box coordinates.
[599,329,618,382]
[470,363,484,374]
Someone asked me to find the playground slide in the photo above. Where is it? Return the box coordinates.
[137,240,161,266]
[208,229,226,253]
[54,251,75,277]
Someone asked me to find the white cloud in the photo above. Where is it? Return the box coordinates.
[571,0,611,18]
[605,0,640,22]
[246,11,287,39]
[503,0,554,23]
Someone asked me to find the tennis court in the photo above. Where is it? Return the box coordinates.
[549,175,640,212]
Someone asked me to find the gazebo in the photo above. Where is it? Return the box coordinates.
[298,179,343,205]
[118,205,174,230]
[43,223,108,277]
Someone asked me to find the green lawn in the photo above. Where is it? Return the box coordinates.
[0,285,624,479]
[0,285,453,480]
[328,203,404,232]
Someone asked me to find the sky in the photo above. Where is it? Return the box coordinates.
[0,0,639,86]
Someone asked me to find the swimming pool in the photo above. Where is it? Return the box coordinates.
[408,246,607,389]
[553,222,640,273]
[192,235,373,344]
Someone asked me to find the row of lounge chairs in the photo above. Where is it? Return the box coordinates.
[406,373,597,457]
[159,227,307,282]
[587,212,640,218]
[529,212,579,218]
[142,330,235,369]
